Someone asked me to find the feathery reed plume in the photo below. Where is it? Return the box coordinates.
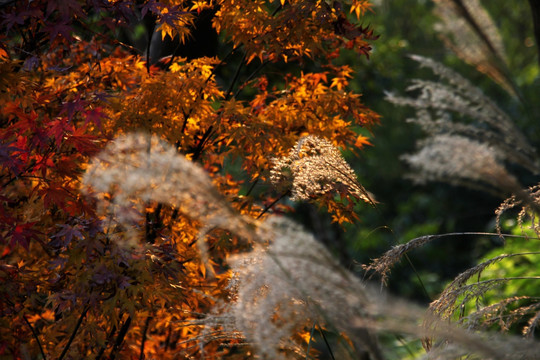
[496,184,540,238]
[214,216,383,359]
[432,0,516,96]
[353,293,540,360]
[82,132,255,247]
[82,134,540,359]
[429,253,534,320]
[402,134,522,195]
[363,234,438,284]
[425,248,540,347]
[270,135,374,203]
[204,216,540,359]
[386,55,539,195]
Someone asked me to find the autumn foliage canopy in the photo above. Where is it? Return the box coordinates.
[0,0,379,358]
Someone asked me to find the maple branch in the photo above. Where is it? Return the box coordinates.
[146,36,152,74]
[139,316,152,360]
[95,323,117,360]
[109,315,132,360]
[145,19,156,74]
[58,305,90,360]
[244,177,260,198]
[145,203,163,244]
[22,314,47,360]
[192,125,214,161]
[0,162,39,188]
[189,49,249,159]
[317,324,337,360]
[180,44,241,134]
[225,52,247,100]
[233,59,269,99]
[256,191,290,219]
[75,19,140,55]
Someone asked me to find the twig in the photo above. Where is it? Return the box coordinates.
[139,316,152,360]
[180,44,241,134]
[317,325,336,360]
[94,323,117,360]
[22,314,47,360]
[305,321,317,360]
[192,125,214,161]
[146,24,155,73]
[109,315,132,360]
[224,52,247,100]
[58,305,90,360]
[232,59,269,99]
[256,191,290,219]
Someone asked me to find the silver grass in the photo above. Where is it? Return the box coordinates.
[432,0,515,95]
[206,216,540,359]
[220,216,383,359]
[82,133,540,359]
[525,311,540,338]
[401,134,522,194]
[386,55,539,194]
[496,184,540,238]
[431,260,529,321]
[82,132,255,247]
[270,135,374,203]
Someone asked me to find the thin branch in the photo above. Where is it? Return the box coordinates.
[305,321,317,360]
[180,44,241,134]
[95,323,117,360]
[76,19,140,55]
[256,191,290,219]
[139,316,152,360]
[317,322,336,360]
[58,305,90,360]
[244,177,260,199]
[191,125,214,161]
[22,315,47,360]
[224,52,247,100]
[146,26,154,73]
[233,59,269,99]
[109,315,132,360]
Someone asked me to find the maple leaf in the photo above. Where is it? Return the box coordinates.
[45,0,83,20]
[1,8,34,32]
[0,141,24,175]
[141,0,164,18]
[67,126,99,154]
[84,107,105,129]
[60,97,87,121]
[50,223,84,249]
[8,223,41,250]
[45,19,73,42]
[47,118,71,148]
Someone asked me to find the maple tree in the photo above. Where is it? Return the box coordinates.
[0,0,379,359]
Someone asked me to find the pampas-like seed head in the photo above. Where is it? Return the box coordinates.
[82,132,255,247]
[270,135,373,203]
